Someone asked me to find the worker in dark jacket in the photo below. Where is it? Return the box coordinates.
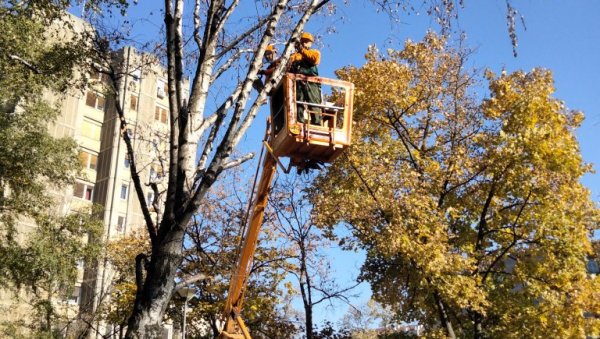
[258,45,285,133]
[258,44,280,79]
[289,32,322,125]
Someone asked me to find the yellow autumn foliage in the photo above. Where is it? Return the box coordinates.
[311,32,600,338]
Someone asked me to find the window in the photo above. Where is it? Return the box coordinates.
[117,216,126,232]
[79,150,98,170]
[126,128,134,139]
[78,151,86,166]
[85,91,96,107]
[67,286,81,305]
[89,69,107,83]
[85,91,106,111]
[154,106,168,124]
[149,165,164,183]
[81,119,102,141]
[157,79,167,98]
[146,191,155,207]
[89,154,97,170]
[120,184,128,199]
[131,69,141,82]
[130,95,138,111]
[74,182,94,201]
[97,96,106,110]
[124,156,130,168]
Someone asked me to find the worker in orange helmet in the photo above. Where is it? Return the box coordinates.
[289,32,322,125]
[258,44,280,79]
[257,44,286,133]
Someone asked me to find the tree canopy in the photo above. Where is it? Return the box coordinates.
[0,0,87,235]
[311,33,600,338]
[1,1,106,336]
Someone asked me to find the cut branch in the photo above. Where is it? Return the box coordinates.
[222,153,255,170]
[174,273,210,290]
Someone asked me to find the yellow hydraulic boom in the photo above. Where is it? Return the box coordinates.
[219,142,277,339]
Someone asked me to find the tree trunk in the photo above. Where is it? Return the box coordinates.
[305,305,313,339]
[472,312,483,339]
[299,245,313,339]
[125,228,184,338]
[45,293,53,334]
[114,1,325,336]
[433,291,456,339]
[209,315,220,338]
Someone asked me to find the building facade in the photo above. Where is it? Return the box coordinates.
[78,46,179,338]
[0,24,181,336]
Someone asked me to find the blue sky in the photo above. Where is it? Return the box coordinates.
[314,0,600,199]
[80,0,600,329]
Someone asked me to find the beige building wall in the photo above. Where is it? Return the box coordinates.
[79,47,186,338]
[0,17,185,336]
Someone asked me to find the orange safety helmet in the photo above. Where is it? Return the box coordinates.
[300,32,314,42]
[265,44,276,53]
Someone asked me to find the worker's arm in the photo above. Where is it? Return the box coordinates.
[300,48,320,65]
[290,48,320,65]
[260,59,280,76]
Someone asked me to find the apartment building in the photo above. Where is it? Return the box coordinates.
[59,45,181,338]
[0,18,183,335]
[79,46,177,331]
[81,48,189,339]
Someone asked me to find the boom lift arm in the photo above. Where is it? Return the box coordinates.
[219,138,277,339]
[219,73,354,339]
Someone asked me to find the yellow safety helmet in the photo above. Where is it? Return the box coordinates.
[300,32,314,42]
[265,44,276,53]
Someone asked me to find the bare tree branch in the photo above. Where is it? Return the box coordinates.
[211,48,253,83]
[222,152,255,170]
[195,83,243,176]
[214,16,270,60]
[163,0,182,221]
[103,63,158,243]
[9,54,42,74]
[210,0,242,49]
[174,273,210,290]
[193,0,202,48]
[178,0,294,225]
